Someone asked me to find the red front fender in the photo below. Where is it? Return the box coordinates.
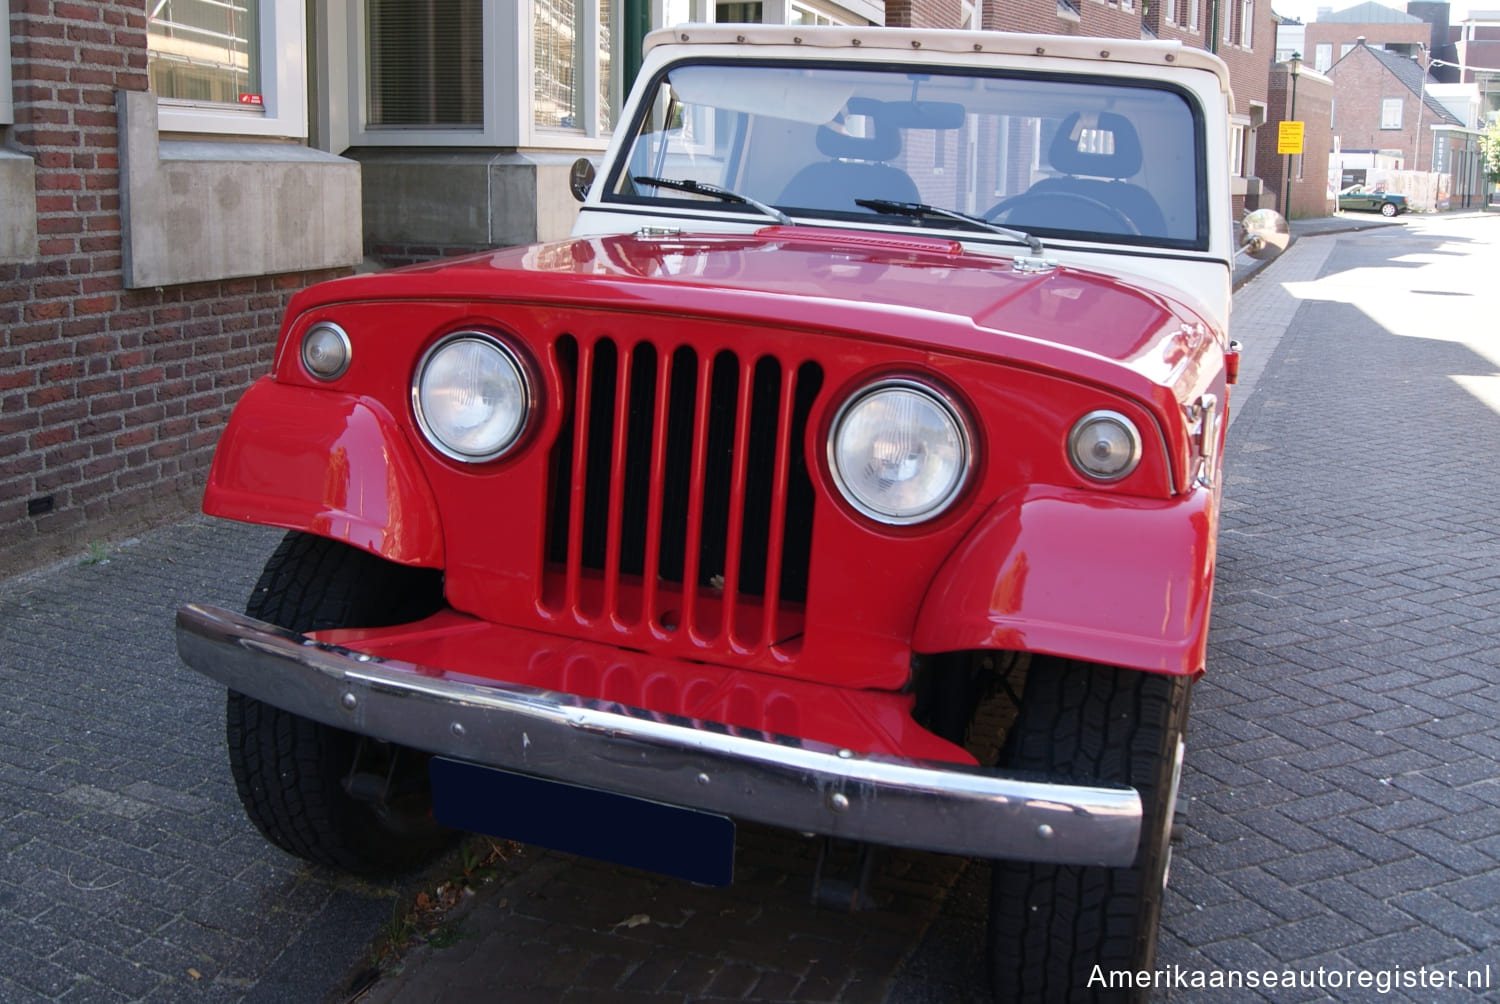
[203,378,444,567]
[912,486,1217,676]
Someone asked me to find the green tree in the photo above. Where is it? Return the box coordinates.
[1482,117,1500,187]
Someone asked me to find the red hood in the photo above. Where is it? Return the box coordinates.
[296,227,1209,395]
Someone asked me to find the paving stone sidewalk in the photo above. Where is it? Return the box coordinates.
[1158,214,1500,999]
[0,519,405,1004]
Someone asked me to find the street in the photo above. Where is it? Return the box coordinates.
[2,212,1498,1003]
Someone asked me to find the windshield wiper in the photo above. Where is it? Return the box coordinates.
[855,199,1043,256]
[633,176,793,227]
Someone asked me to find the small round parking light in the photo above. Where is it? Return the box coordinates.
[413,333,530,463]
[1068,410,1142,482]
[300,323,352,380]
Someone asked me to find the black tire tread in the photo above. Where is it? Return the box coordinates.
[227,532,450,876]
[990,659,1190,1002]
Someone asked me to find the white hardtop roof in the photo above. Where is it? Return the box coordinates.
[643,24,1233,95]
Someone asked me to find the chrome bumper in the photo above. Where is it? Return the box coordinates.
[175,604,1142,867]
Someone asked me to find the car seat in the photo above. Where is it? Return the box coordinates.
[1004,112,1166,237]
[777,99,920,213]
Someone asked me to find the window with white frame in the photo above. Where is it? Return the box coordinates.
[148,0,260,104]
[791,2,837,25]
[1223,0,1249,46]
[1381,97,1403,129]
[1189,0,1197,30]
[535,0,581,128]
[1164,0,1176,24]
[716,2,764,20]
[367,0,483,128]
[146,0,306,137]
[341,0,618,149]
[534,0,619,132]
[1314,42,1331,71]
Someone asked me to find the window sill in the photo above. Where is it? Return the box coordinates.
[117,91,360,288]
[0,148,37,262]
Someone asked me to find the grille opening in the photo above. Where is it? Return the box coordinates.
[579,338,619,587]
[546,336,578,568]
[656,345,701,588]
[543,334,821,653]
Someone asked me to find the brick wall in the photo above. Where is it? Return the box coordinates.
[1,2,349,573]
[1256,63,1333,218]
[884,0,963,29]
[1326,45,1423,165]
[984,0,1077,34]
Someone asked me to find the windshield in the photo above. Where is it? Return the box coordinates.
[608,61,1206,250]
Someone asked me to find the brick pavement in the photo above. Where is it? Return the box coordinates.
[5,213,1499,1004]
[1157,214,1500,999]
[0,518,407,1004]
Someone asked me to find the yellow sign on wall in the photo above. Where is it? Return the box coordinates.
[1278,121,1305,155]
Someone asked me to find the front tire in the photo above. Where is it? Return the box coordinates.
[988,658,1190,1002]
[226,532,454,876]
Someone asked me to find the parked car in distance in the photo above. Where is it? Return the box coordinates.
[1339,183,1407,217]
[177,24,1288,1001]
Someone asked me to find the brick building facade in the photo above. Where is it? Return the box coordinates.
[1328,39,1464,169]
[1305,16,1428,69]
[1258,59,1335,218]
[3,0,1279,574]
[1,2,352,573]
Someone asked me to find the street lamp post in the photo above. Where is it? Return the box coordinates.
[1416,47,1429,179]
[1284,53,1302,219]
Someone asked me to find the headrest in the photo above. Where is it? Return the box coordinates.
[1048,112,1143,179]
[815,97,902,162]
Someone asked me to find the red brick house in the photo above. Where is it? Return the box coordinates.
[1257,56,1335,218]
[1304,0,1429,71]
[2,0,1277,573]
[1327,37,1472,204]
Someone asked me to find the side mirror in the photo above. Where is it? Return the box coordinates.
[1238,208,1289,261]
[570,157,598,203]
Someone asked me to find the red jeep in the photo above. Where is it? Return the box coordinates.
[178,25,1283,999]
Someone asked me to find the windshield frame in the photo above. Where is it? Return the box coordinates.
[600,57,1212,253]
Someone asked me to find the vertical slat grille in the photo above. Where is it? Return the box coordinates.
[546,335,821,655]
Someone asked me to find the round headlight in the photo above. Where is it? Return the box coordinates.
[829,381,970,525]
[1068,410,1142,482]
[301,323,351,380]
[413,334,530,462]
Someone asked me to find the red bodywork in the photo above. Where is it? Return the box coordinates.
[207,227,1227,760]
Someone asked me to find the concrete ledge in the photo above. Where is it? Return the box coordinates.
[117,90,362,288]
[0,147,38,262]
[350,149,582,250]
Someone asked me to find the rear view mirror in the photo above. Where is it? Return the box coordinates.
[864,99,967,130]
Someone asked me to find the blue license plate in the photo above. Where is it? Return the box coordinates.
[428,758,735,886]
